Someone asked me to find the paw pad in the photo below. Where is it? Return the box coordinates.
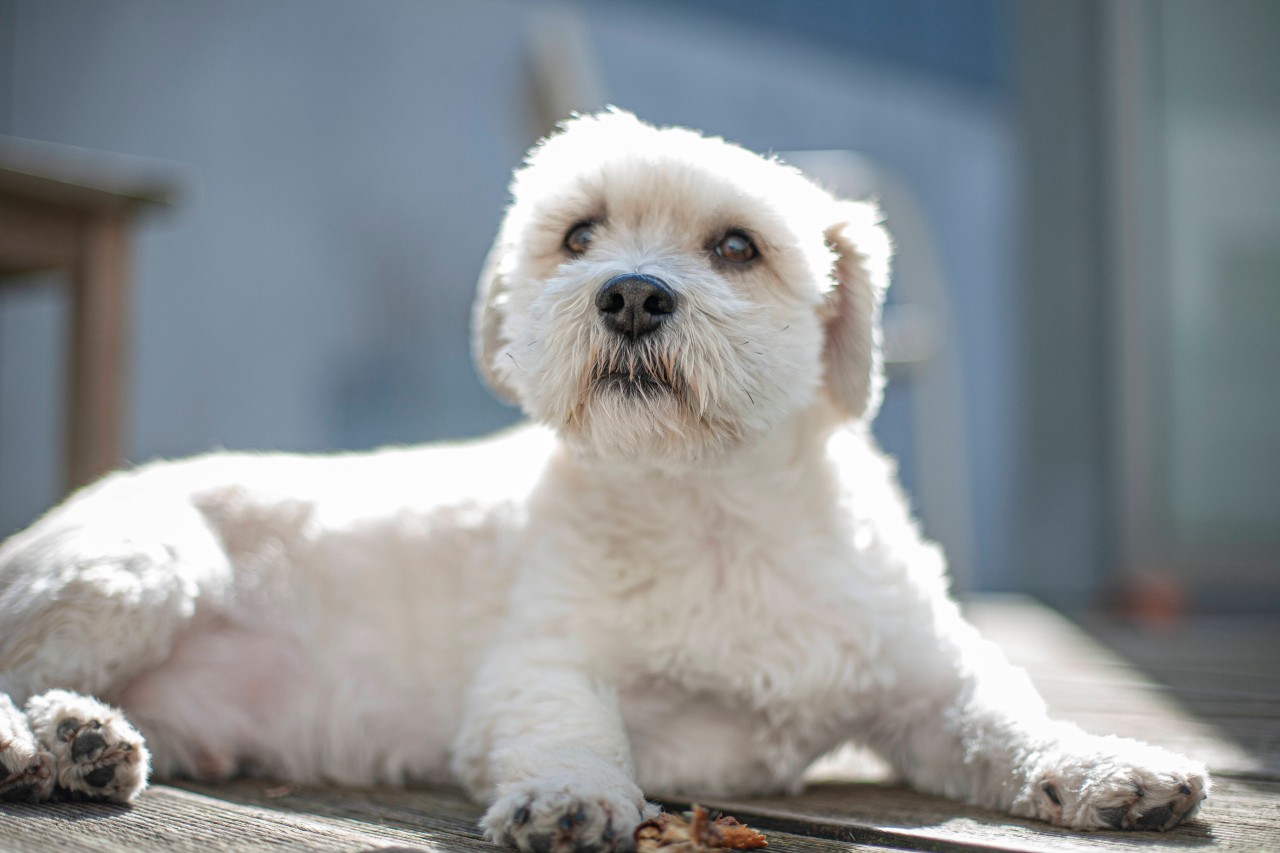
[70,729,108,762]
[83,764,118,788]
[0,751,55,802]
[1135,804,1174,830]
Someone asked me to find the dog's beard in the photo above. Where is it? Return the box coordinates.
[571,337,696,443]
[555,333,748,467]
[578,339,688,407]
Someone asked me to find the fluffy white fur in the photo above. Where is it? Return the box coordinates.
[0,110,1206,848]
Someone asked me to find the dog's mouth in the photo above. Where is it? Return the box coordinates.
[596,366,673,397]
[577,342,688,407]
[564,338,750,456]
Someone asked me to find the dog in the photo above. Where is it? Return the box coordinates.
[0,110,1207,849]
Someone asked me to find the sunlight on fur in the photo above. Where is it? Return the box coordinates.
[0,110,1207,850]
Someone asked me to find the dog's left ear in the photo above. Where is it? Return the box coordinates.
[821,201,892,422]
[471,239,521,406]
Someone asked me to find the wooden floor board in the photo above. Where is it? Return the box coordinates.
[669,775,1280,852]
[967,597,1278,779]
[0,784,450,852]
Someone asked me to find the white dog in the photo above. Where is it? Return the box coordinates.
[0,110,1207,849]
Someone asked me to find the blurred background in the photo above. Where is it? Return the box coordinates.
[0,0,1276,615]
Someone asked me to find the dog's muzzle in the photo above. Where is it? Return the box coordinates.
[595,273,676,341]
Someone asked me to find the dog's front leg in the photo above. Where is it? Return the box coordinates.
[871,610,1209,831]
[453,637,651,852]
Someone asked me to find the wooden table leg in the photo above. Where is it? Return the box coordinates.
[66,213,130,491]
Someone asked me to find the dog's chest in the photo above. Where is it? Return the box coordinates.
[609,537,865,796]
[586,514,882,793]
[584,502,874,707]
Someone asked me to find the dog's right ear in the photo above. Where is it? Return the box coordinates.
[471,239,521,406]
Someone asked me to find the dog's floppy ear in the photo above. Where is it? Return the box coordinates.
[821,201,892,422]
[471,239,521,405]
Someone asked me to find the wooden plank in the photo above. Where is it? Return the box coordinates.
[0,784,448,852]
[8,772,1267,853]
[1079,613,1280,778]
[177,779,491,851]
[0,136,177,213]
[175,780,875,853]
[670,775,1280,853]
[966,596,1267,777]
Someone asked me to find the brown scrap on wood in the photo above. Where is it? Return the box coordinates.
[635,805,768,851]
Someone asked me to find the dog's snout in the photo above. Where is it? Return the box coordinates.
[596,274,676,340]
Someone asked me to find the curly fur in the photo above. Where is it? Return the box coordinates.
[0,110,1206,848]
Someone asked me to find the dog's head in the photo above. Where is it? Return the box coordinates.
[474,110,890,468]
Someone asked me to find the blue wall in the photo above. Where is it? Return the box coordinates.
[0,0,1017,595]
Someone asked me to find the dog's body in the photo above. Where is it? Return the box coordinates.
[1,431,547,790]
[0,111,1206,849]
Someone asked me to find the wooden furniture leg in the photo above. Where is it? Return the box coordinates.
[66,214,131,491]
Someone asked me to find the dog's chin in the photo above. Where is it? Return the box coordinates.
[593,367,676,400]
[555,371,743,472]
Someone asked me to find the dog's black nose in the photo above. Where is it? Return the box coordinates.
[595,274,676,340]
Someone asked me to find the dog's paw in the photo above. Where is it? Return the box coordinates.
[0,747,56,803]
[1032,736,1209,831]
[482,778,654,852]
[26,689,150,803]
[0,694,55,802]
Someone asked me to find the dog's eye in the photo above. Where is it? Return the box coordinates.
[714,231,758,263]
[564,222,597,255]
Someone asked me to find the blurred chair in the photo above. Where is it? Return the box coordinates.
[0,136,176,491]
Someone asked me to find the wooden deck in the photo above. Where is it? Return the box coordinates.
[2,596,1278,852]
